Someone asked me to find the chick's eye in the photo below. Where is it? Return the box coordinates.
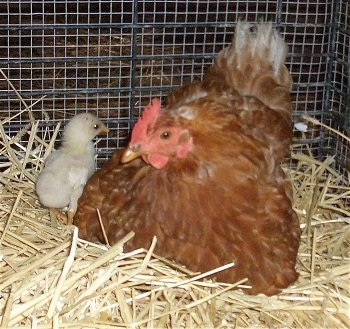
[93,124,100,130]
[160,131,171,139]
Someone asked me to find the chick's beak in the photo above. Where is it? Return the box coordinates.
[100,124,109,134]
[121,144,146,163]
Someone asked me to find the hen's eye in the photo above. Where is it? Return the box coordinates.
[160,131,171,139]
[94,124,100,130]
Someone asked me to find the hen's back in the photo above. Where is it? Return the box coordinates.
[203,22,294,165]
[167,23,294,160]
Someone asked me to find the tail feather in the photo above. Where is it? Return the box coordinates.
[233,21,287,78]
[167,21,293,118]
[206,21,293,115]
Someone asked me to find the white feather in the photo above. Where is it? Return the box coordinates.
[294,122,308,132]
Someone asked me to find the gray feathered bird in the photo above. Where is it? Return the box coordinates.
[36,113,108,223]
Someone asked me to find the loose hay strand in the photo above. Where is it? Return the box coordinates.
[96,208,110,246]
[0,68,36,124]
[0,190,22,245]
[303,115,350,142]
[0,284,14,329]
[46,227,79,319]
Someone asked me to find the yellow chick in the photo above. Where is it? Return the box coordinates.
[36,113,109,223]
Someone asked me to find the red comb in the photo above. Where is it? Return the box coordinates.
[130,98,161,144]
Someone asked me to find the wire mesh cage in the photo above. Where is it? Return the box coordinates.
[0,0,349,175]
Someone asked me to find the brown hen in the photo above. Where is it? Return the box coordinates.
[74,22,300,296]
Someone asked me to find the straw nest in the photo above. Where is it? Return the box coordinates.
[0,85,349,328]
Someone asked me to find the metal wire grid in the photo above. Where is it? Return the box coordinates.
[325,0,349,173]
[1,1,136,155]
[0,0,348,173]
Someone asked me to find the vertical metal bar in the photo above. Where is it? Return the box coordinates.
[276,0,282,28]
[129,0,139,123]
[322,0,340,158]
[347,22,350,117]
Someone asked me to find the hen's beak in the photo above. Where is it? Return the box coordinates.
[121,145,146,163]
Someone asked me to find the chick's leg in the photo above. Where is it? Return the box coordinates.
[49,208,68,224]
[67,187,83,225]
[67,208,76,225]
